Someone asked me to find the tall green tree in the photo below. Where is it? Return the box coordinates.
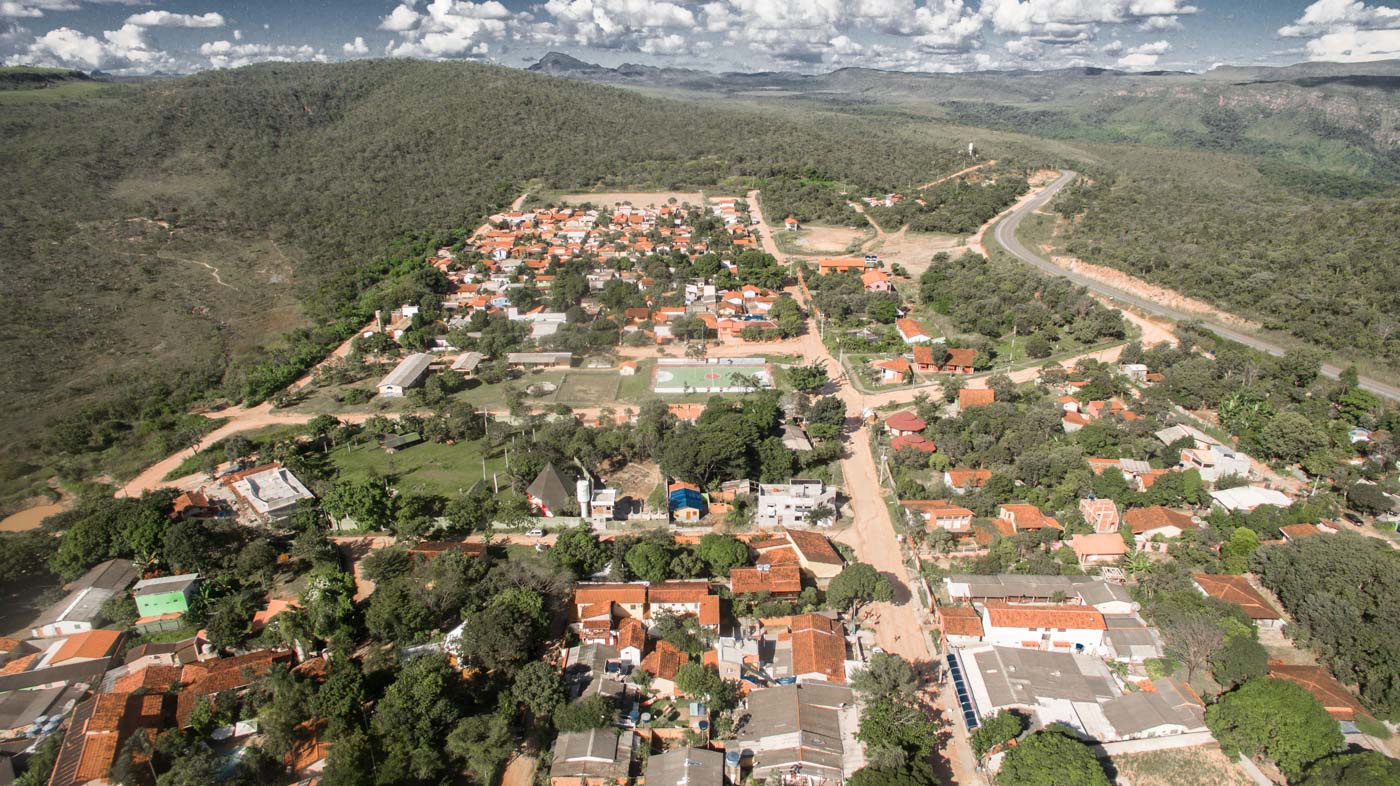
[995,726,1110,786]
[1206,678,1343,778]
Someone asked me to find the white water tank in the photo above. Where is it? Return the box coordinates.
[576,478,591,519]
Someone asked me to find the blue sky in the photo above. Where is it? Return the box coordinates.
[3,0,1398,75]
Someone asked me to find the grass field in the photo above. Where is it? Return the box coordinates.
[1106,746,1254,786]
[330,438,507,498]
[553,372,621,405]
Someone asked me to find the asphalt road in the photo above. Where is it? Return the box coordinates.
[993,170,1400,403]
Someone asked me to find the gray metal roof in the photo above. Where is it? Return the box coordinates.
[70,560,138,593]
[451,351,484,371]
[564,643,623,701]
[1100,679,1204,737]
[966,647,1115,708]
[32,587,117,631]
[647,747,724,786]
[0,685,66,731]
[132,573,199,598]
[377,352,433,389]
[738,682,852,775]
[551,729,633,779]
[945,575,1132,607]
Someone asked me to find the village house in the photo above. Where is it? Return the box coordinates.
[550,728,637,786]
[753,529,845,585]
[224,463,316,522]
[527,463,574,518]
[870,355,911,384]
[30,560,137,639]
[730,564,804,597]
[860,269,893,292]
[1080,498,1121,534]
[997,504,1062,534]
[1209,485,1291,513]
[728,682,856,786]
[895,317,933,344]
[980,602,1107,655]
[944,575,1137,614]
[1192,573,1283,628]
[817,258,867,275]
[1124,506,1196,550]
[884,411,926,437]
[131,574,200,633]
[944,468,992,494]
[377,352,434,397]
[902,500,975,536]
[755,480,836,527]
[1069,533,1128,574]
[668,481,706,523]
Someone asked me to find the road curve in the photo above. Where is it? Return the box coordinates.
[992,170,1400,402]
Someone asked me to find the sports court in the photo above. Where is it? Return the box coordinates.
[653,358,773,394]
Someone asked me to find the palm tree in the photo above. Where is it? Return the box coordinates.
[1121,550,1151,577]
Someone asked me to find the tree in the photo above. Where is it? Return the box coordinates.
[322,479,393,529]
[511,661,565,723]
[1254,412,1328,464]
[1221,527,1260,574]
[827,562,894,616]
[1161,615,1225,681]
[625,541,673,583]
[554,695,615,732]
[694,533,749,577]
[1347,483,1394,515]
[853,652,918,703]
[674,662,727,704]
[970,711,1027,758]
[848,762,942,786]
[1210,635,1269,690]
[314,653,367,737]
[550,526,609,576]
[1206,678,1343,778]
[789,362,830,394]
[995,726,1110,786]
[360,546,414,584]
[1297,751,1400,786]
[858,696,941,762]
[372,656,467,783]
[446,707,516,786]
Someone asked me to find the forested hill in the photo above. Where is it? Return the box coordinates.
[0,59,964,497]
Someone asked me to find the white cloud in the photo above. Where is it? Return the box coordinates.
[1303,27,1400,60]
[380,0,510,58]
[1129,38,1170,54]
[343,35,369,55]
[1138,14,1180,31]
[1279,0,1400,37]
[1101,38,1123,54]
[531,0,697,52]
[199,39,329,69]
[4,22,174,71]
[125,11,225,28]
[985,0,1197,42]
[1278,0,1400,63]
[232,28,241,40]
[0,0,77,18]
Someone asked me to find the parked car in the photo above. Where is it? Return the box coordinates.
[1343,513,1365,526]
[526,528,545,537]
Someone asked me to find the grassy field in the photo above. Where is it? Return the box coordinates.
[330,438,508,498]
[553,371,622,405]
[1106,746,1255,786]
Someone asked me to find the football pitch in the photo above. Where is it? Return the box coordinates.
[653,360,773,393]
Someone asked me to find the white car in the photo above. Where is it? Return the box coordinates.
[526,528,545,537]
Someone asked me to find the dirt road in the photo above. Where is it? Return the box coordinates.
[917,160,996,190]
[746,188,787,263]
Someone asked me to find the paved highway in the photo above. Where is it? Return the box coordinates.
[993,170,1400,403]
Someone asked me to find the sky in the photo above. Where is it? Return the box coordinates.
[2,0,1398,76]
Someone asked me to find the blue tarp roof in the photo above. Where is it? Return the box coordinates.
[668,487,705,512]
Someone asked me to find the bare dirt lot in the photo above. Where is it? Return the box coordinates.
[558,191,705,208]
[1108,745,1255,786]
[870,228,969,275]
[787,224,869,255]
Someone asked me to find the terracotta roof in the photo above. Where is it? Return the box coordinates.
[107,665,181,694]
[999,504,1062,531]
[783,529,844,566]
[648,581,713,604]
[959,388,995,408]
[699,595,720,627]
[1192,574,1280,621]
[1124,506,1195,534]
[945,468,992,489]
[617,618,647,651]
[575,583,648,606]
[1279,523,1323,541]
[946,347,976,368]
[730,565,803,595]
[1070,533,1128,559]
[937,605,984,638]
[885,411,926,432]
[912,345,935,365]
[789,614,845,683]
[51,630,122,665]
[890,434,937,453]
[902,500,975,519]
[871,356,911,375]
[1267,663,1368,721]
[640,640,689,681]
[176,650,292,727]
[984,602,1106,631]
[896,318,930,338]
[408,540,487,559]
[755,546,800,566]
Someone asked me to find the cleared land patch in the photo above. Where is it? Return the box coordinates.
[558,191,705,207]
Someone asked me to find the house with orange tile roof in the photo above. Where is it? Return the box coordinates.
[1279,523,1324,542]
[980,602,1107,655]
[730,564,803,596]
[1267,662,1368,721]
[46,692,170,786]
[1070,533,1128,574]
[884,411,926,436]
[860,269,893,292]
[935,604,984,647]
[780,529,845,583]
[901,500,975,535]
[817,258,866,275]
[616,618,647,667]
[1191,573,1282,628]
[957,388,996,411]
[1124,506,1196,544]
[891,434,937,453]
[641,640,690,697]
[895,317,933,344]
[870,355,912,383]
[998,504,1062,534]
[943,468,993,493]
[48,630,123,667]
[788,613,847,684]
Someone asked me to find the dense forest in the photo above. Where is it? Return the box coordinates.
[0,60,967,499]
[1053,159,1400,368]
[866,176,1028,233]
